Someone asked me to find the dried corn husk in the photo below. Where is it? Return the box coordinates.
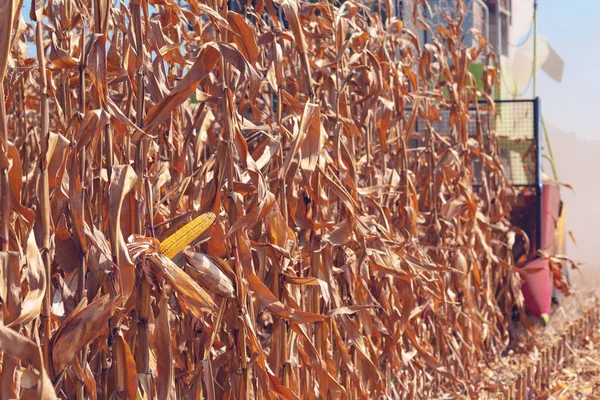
[183,250,236,299]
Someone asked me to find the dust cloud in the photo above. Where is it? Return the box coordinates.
[543,124,600,287]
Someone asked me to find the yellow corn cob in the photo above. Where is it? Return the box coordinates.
[159,212,216,259]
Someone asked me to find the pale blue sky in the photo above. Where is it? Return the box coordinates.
[533,0,600,141]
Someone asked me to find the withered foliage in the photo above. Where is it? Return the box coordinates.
[0,0,529,397]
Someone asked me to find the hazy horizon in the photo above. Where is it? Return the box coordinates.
[543,123,600,271]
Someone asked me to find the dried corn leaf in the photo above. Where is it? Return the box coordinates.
[51,294,120,373]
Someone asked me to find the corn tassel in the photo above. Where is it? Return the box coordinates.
[159,212,216,259]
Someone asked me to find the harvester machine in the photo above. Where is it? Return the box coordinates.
[496,98,569,324]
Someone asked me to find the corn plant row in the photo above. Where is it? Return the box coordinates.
[0,0,535,398]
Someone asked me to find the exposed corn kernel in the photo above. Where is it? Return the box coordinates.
[159,212,216,258]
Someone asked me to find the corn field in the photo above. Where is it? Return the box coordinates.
[0,0,532,398]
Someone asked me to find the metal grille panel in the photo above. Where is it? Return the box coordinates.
[407,99,539,187]
[494,100,537,186]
